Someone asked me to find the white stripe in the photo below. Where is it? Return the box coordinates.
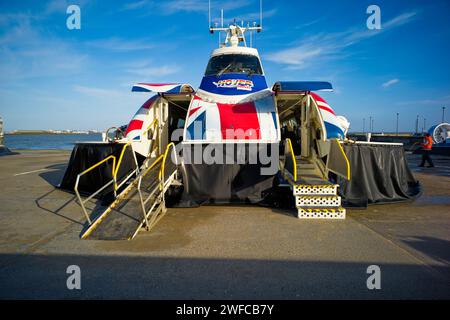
[136,84,179,93]
[196,88,272,104]
[205,103,221,141]
[316,100,331,108]
[14,169,48,176]
[255,95,278,141]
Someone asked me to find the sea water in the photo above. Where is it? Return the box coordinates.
[4,133,102,150]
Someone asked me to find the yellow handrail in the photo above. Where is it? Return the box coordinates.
[159,142,175,182]
[114,142,131,179]
[335,139,351,180]
[140,118,159,155]
[141,154,164,177]
[285,138,297,181]
[79,155,116,178]
[114,119,159,183]
[141,118,158,138]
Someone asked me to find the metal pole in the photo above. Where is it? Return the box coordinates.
[423,117,426,133]
[363,118,365,134]
[443,106,446,123]
[396,112,399,135]
[369,116,372,133]
[415,115,419,134]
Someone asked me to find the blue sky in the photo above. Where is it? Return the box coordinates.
[0,0,449,132]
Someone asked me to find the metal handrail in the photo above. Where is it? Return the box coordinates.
[141,118,158,138]
[74,155,116,225]
[114,142,140,191]
[137,143,177,231]
[75,142,140,225]
[285,138,297,181]
[137,155,164,229]
[142,119,159,155]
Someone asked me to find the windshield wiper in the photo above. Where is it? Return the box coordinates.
[217,63,232,77]
[246,70,255,77]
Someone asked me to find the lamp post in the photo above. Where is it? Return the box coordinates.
[415,115,419,134]
[443,106,446,123]
[423,117,426,133]
[396,112,399,135]
[369,116,372,133]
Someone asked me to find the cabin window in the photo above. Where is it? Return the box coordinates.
[205,54,263,76]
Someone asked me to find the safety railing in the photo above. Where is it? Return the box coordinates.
[74,155,116,225]
[114,142,140,191]
[137,143,177,231]
[141,119,159,155]
[137,155,164,230]
[74,142,140,225]
[284,138,297,181]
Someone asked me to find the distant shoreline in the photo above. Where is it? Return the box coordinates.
[5,131,100,135]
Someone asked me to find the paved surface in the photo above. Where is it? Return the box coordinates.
[0,150,449,299]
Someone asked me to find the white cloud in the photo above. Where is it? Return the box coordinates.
[45,0,89,15]
[266,10,419,69]
[266,44,322,67]
[294,18,324,30]
[231,8,277,23]
[162,0,251,14]
[120,0,150,11]
[126,65,180,78]
[396,95,450,106]
[382,78,400,88]
[0,15,88,82]
[73,85,124,98]
[86,37,154,52]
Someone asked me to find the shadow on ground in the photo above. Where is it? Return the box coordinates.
[402,236,450,266]
[39,163,67,186]
[0,253,448,299]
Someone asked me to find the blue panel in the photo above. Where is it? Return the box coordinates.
[131,86,150,92]
[186,111,206,140]
[324,122,344,139]
[271,112,278,130]
[199,73,268,95]
[274,81,333,92]
[166,85,182,93]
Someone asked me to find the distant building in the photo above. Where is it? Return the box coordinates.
[0,116,4,145]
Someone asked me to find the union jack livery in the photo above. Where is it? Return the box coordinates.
[121,20,351,206]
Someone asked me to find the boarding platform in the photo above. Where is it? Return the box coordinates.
[60,141,178,240]
[282,137,349,219]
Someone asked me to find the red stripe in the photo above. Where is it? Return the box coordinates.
[141,96,157,109]
[216,102,260,140]
[311,92,336,115]
[311,92,327,104]
[188,106,201,117]
[318,104,336,116]
[125,119,143,136]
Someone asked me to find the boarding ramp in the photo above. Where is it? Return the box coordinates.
[283,138,349,219]
[75,143,178,240]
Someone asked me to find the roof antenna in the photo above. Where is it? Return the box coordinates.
[208,0,262,47]
[259,0,263,32]
[208,0,212,32]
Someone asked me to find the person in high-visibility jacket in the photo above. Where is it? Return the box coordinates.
[419,133,434,167]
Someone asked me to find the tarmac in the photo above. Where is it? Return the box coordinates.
[0,149,449,299]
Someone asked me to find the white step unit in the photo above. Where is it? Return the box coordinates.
[293,184,338,196]
[297,208,346,219]
[296,195,341,207]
